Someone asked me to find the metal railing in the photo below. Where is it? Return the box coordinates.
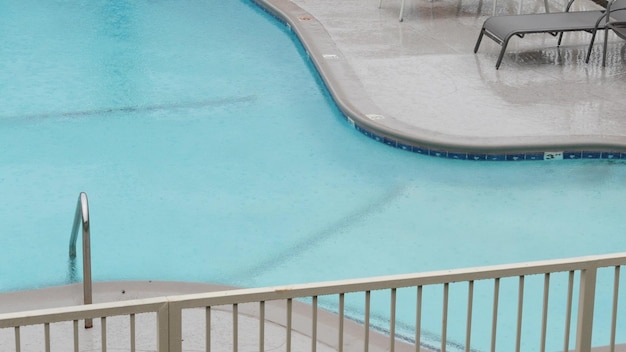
[1,252,624,351]
[68,192,93,329]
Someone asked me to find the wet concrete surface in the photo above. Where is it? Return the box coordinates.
[274,0,626,154]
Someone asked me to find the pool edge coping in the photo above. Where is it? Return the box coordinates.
[250,0,626,161]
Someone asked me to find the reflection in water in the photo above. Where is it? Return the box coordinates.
[67,257,78,283]
[8,96,256,120]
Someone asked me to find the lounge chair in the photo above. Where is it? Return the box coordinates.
[474,0,625,68]
[585,0,626,65]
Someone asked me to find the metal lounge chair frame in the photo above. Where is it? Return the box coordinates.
[585,0,626,65]
[474,0,616,68]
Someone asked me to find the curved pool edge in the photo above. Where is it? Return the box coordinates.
[251,0,626,161]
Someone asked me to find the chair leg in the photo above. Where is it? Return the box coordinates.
[474,29,485,53]
[585,28,599,63]
[399,0,406,21]
[495,37,511,69]
[602,28,609,67]
[379,0,383,8]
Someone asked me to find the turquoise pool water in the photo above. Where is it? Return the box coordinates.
[1,0,625,350]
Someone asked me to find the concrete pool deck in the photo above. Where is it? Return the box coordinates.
[260,0,626,159]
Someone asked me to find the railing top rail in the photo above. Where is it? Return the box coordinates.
[0,297,166,329]
[169,251,626,308]
[1,251,624,330]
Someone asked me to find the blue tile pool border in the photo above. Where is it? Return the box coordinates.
[353,122,625,161]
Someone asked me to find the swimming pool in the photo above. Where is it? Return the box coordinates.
[1,0,625,350]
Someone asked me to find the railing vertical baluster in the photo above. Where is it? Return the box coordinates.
[287,298,293,352]
[14,326,21,352]
[575,267,597,352]
[516,276,524,352]
[339,293,345,352]
[563,271,574,352]
[73,320,79,352]
[206,306,211,352]
[365,291,370,352]
[610,266,620,352]
[15,326,20,352]
[102,317,107,352]
[130,313,136,352]
[311,297,317,352]
[286,299,292,352]
[44,323,51,352]
[260,302,265,352]
[233,304,239,352]
[491,278,500,352]
[540,273,550,352]
[416,285,422,352]
[442,283,449,352]
[391,288,397,352]
[466,280,474,352]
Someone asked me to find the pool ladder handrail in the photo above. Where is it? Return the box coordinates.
[69,192,93,329]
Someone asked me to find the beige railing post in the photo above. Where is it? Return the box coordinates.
[575,267,597,352]
[157,302,170,352]
[168,302,183,352]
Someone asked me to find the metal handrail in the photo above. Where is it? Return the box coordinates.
[69,192,93,329]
